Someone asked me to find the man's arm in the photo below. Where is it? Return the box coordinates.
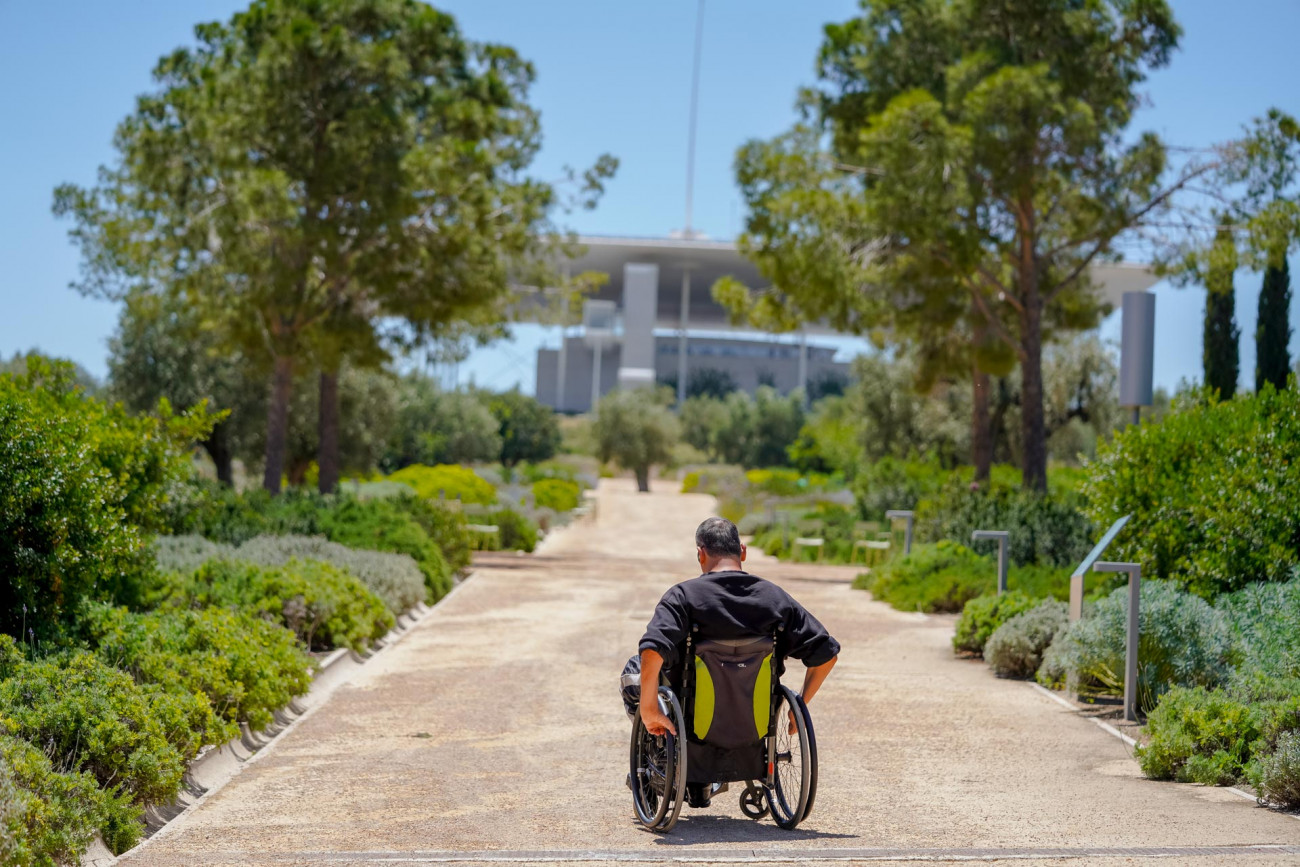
[801,655,837,705]
[638,649,677,737]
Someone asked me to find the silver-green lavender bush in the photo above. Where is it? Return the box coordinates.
[985,599,1068,679]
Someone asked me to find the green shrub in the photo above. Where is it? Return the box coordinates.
[390,495,472,576]
[386,464,495,504]
[857,541,993,613]
[1137,686,1259,784]
[169,559,392,652]
[1038,581,1234,711]
[317,498,453,600]
[1083,384,1300,597]
[0,360,211,637]
[0,734,141,862]
[0,648,214,808]
[235,535,425,615]
[1217,577,1300,681]
[985,600,1069,679]
[486,508,539,553]
[532,478,581,513]
[82,603,311,732]
[1253,730,1300,809]
[952,591,1039,656]
[853,457,949,522]
[917,481,1094,568]
[487,390,561,467]
[155,534,231,575]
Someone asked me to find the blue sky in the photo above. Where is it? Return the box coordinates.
[3,0,1300,394]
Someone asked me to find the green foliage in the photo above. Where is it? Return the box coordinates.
[0,358,213,637]
[531,478,580,513]
[484,508,539,553]
[985,600,1069,680]
[594,388,680,491]
[1256,260,1292,391]
[1137,686,1260,784]
[82,602,311,733]
[319,497,453,599]
[1203,227,1241,399]
[1038,582,1234,711]
[486,390,561,468]
[952,591,1039,656]
[1218,578,1300,685]
[386,464,496,505]
[787,395,861,477]
[385,378,502,471]
[1254,730,1300,809]
[0,734,141,863]
[390,495,473,577]
[857,541,993,614]
[917,481,1094,568]
[1083,384,1300,596]
[853,456,949,521]
[168,559,392,652]
[0,649,214,808]
[234,535,425,615]
[56,0,614,493]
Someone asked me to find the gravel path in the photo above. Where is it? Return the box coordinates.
[124,479,1300,866]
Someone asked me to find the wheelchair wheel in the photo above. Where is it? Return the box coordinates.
[767,685,816,829]
[629,687,687,832]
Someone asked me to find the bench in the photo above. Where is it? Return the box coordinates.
[792,537,825,562]
[851,539,891,566]
[466,523,500,550]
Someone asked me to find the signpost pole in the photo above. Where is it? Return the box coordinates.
[971,531,1010,595]
[885,510,915,556]
[1094,561,1142,723]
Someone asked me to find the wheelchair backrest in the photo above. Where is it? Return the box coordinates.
[690,635,775,749]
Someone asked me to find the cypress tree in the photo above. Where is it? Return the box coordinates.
[1203,227,1240,398]
[1256,257,1292,391]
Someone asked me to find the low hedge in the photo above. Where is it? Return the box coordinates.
[386,464,495,505]
[167,559,392,652]
[1254,730,1300,809]
[82,602,312,733]
[952,591,1039,656]
[0,642,213,813]
[317,498,453,600]
[235,535,425,615]
[1038,581,1234,711]
[532,478,581,513]
[856,542,993,613]
[985,600,1069,679]
[0,734,140,863]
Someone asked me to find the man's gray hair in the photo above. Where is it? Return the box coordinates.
[695,516,742,558]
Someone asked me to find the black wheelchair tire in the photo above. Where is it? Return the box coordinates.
[767,685,815,830]
[629,687,687,832]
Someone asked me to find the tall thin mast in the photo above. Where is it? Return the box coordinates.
[684,0,705,238]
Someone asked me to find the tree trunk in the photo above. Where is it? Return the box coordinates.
[203,422,235,487]
[318,368,340,495]
[262,354,294,495]
[635,466,650,493]
[971,367,992,483]
[1019,296,1048,493]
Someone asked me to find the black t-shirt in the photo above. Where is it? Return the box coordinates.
[638,570,841,672]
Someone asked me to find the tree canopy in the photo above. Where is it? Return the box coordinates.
[715,0,1205,491]
[56,0,614,494]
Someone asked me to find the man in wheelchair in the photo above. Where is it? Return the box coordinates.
[623,516,839,831]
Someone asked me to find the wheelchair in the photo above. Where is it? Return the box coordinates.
[626,626,817,832]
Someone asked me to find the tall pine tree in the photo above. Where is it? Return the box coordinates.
[1256,257,1292,391]
[1203,227,1240,398]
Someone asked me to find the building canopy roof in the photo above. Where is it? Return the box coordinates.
[549,234,1158,334]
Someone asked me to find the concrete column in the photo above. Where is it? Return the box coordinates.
[591,342,603,412]
[677,268,691,405]
[556,290,569,412]
[797,330,808,400]
[619,263,658,389]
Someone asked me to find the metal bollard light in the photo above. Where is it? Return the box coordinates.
[885,510,915,556]
[1093,561,1141,723]
[971,530,1010,595]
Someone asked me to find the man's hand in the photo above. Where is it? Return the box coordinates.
[640,697,677,737]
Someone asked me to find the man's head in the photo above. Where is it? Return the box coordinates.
[695,516,746,572]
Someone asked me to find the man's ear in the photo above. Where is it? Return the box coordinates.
[740,542,747,562]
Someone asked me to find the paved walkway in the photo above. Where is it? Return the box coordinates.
[125,480,1300,866]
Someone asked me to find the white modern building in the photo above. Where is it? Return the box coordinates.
[534,235,1159,413]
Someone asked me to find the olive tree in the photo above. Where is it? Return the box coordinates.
[594,388,679,493]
